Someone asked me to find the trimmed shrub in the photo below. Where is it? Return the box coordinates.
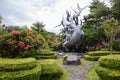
[83,55,100,61]
[87,51,110,56]
[112,51,120,55]
[0,58,36,71]
[35,49,58,59]
[39,49,51,54]
[0,64,41,80]
[113,40,120,51]
[83,51,111,61]
[63,55,68,62]
[95,65,120,80]
[100,48,109,51]
[37,59,64,80]
[99,55,120,70]
[0,58,41,80]
[35,54,57,59]
[37,51,55,56]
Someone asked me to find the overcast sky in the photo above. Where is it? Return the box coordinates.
[0,0,110,34]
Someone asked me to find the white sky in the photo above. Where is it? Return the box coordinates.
[0,0,110,34]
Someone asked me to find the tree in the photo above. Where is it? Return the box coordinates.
[110,0,120,19]
[31,21,45,34]
[0,16,2,27]
[90,0,110,19]
[85,0,110,29]
[101,18,120,54]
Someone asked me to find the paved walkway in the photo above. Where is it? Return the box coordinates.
[57,57,98,80]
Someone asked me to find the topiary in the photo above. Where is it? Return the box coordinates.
[112,40,120,51]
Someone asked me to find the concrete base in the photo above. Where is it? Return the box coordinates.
[63,55,81,65]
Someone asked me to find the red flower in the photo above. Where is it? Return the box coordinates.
[35,36,39,41]
[0,35,2,40]
[15,46,18,48]
[27,30,34,34]
[11,30,20,36]
[24,45,32,50]
[24,37,27,40]
[18,42,25,47]
[13,40,17,44]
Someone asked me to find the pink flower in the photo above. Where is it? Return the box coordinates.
[35,36,39,41]
[0,35,2,40]
[15,46,18,48]
[24,37,27,40]
[18,42,25,47]
[13,40,17,44]
[27,30,34,34]
[11,30,20,36]
[24,45,32,50]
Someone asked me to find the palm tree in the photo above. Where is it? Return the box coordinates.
[0,16,2,27]
[31,21,45,34]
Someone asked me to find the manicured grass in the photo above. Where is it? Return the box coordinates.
[86,65,101,80]
[81,58,90,65]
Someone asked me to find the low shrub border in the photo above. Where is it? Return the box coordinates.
[63,55,68,62]
[87,51,110,56]
[95,65,120,80]
[83,51,118,61]
[0,58,36,71]
[0,58,41,80]
[99,55,120,70]
[35,49,58,59]
[34,54,57,59]
[37,59,64,80]
[0,64,41,80]
[100,48,109,51]
[83,55,100,61]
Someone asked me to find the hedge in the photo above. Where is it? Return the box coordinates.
[99,55,120,70]
[37,59,64,80]
[87,51,110,56]
[36,52,55,56]
[63,55,68,62]
[95,65,120,80]
[34,54,57,59]
[112,52,120,55]
[39,50,51,54]
[0,64,41,80]
[0,58,41,80]
[0,58,36,71]
[83,51,112,61]
[35,49,58,59]
[83,55,100,61]
[100,48,109,51]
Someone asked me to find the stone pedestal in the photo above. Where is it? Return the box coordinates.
[63,55,80,65]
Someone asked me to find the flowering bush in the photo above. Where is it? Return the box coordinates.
[0,29,42,58]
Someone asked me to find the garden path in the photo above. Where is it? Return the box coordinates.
[57,56,98,80]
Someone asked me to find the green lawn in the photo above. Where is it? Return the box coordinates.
[86,65,101,80]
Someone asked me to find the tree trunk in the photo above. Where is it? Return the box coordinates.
[110,36,113,54]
